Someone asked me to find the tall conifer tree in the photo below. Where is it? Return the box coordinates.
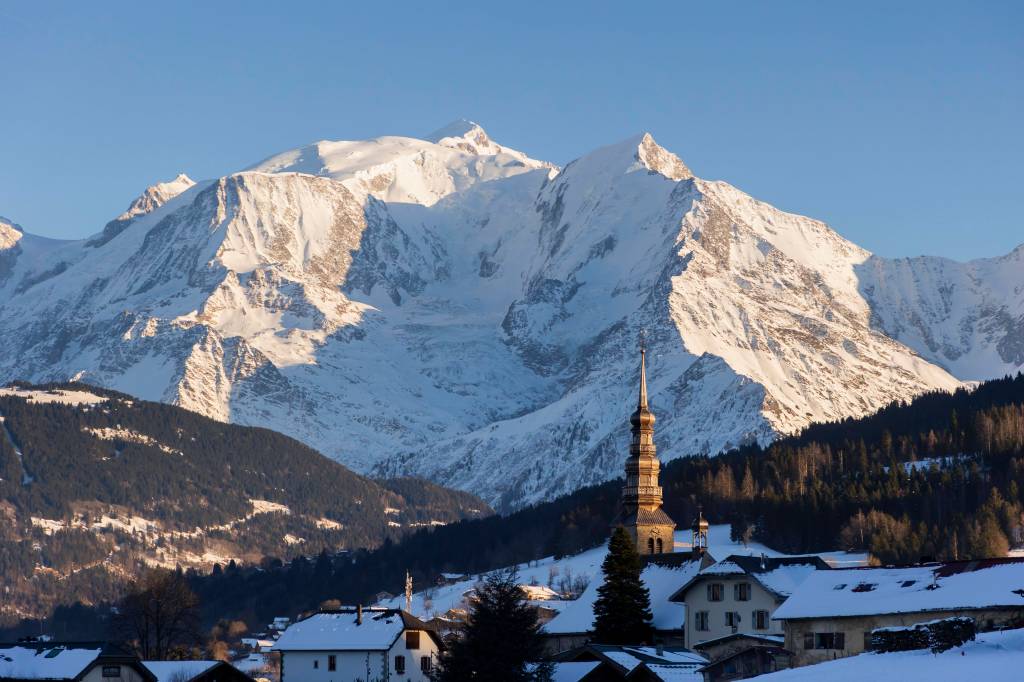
[592,526,652,644]
[435,568,551,682]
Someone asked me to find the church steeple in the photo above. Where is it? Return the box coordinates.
[615,340,676,555]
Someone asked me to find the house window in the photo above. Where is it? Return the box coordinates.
[708,583,724,601]
[753,610,769,630]
[735,582,752,601]
[648,537,655,554]
[900,580,917,588]
[102,667,121,678]
[656,538,664,553]
[814,632,845,650]
[314,659,319,669]
[406,630,421,649]
[852,582,876,593]
[395,655,406,674]
[421,656,432,673]
[725,611,740,628]
[328,655,336,671]
[695,610,710,631]
[803,633,814,650]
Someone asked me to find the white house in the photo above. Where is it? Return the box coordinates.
[773,557,1024,666]
[669,554,830,649]
[272,607,444,682]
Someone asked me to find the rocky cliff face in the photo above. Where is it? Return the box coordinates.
[1,121,1019,509]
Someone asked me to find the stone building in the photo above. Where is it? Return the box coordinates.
[614,346,676,556]
[772,557,1024,667]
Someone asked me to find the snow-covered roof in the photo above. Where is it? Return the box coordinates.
[272,608,439,652]
[0,643,150,681]
[645,664,705,681]
[673,555,829,601]
[550,661,600,682]
[232,653,270,673]
[0,644,103,680]
[143,660,219,682]
[521,584,561,601]
[774,558,1024,620]
[567,645,706,680]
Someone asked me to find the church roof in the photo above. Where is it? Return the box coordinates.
[617,507,676,527]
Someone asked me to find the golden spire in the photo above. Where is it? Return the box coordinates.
[638,340,649,409]
[630,332,655,432]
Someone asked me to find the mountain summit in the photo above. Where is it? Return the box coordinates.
[0,125,1020,509]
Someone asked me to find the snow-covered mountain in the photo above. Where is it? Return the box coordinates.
[1,120,1020,509]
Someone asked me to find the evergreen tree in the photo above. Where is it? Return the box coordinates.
[434,568,551,682]
[592,526,652,644]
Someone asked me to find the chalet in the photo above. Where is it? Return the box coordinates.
[0,641,156,682]
[142,660,254,682]
[772,557,1024,667]
[271,606,443,682]
[668,554,830,650]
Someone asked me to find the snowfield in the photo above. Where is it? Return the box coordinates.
[1,121,1021,508]
[753,627,1022,681]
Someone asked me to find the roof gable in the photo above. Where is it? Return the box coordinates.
[669,555,828,601]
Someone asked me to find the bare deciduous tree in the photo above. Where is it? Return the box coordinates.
[113,569,202,660]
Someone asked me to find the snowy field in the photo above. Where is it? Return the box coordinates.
[0,386,108,405]
[755,628,1022,681]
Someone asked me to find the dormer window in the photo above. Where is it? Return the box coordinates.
[852,582,877,592]
[900,580,917,588]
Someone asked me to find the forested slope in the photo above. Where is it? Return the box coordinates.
[0,383,489,622]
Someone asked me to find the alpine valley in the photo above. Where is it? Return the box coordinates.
[1,121,1021,511]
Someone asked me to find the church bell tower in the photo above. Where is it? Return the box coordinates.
[615,342,676,555]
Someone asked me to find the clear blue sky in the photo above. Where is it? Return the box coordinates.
[1,1,1020,259]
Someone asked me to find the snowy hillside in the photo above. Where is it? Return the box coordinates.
[376,524,866,626]
[0,121,1020,508]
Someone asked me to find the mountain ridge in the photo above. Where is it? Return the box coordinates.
[0,122,1021,510]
